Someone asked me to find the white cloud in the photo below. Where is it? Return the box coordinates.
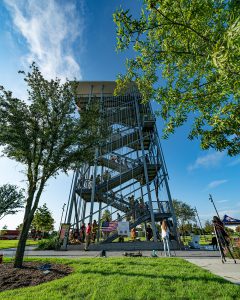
[200,209,240,221]
[218,209,240,218]
[188,151,225,171]
[206,179,228,189]
[4,0,83,81]
[216,200,229,204]
[199,212,217,220]
[228,158,240,167]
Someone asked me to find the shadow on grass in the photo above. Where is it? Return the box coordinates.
[86,259,195,269]
[79,269,229,285]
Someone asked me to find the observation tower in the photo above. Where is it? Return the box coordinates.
[63,81,178,249]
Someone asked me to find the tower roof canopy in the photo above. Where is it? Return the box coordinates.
[75,81,137,96]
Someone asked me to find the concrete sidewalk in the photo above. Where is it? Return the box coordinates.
[1,247,239,284]
[1,247,220,258]
[185,258,240,285]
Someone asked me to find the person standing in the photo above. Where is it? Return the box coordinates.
[146,225,153,241]
[161,219,171,257]
[131,227,137,241]
[80,223,86,242]
[117,212,121,221]
[96,174,101,185]
[85,223,92,251]
[92,220,98,243]
[103,170,111,182]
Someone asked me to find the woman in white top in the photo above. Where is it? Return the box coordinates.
[161,219,171,257]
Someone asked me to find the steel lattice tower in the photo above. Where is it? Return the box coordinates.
[64,81,178,246]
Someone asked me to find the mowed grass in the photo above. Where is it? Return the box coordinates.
[182,234,240,247]
[1,257,240,300]
[0,239,38,249]
[181,235,214,246]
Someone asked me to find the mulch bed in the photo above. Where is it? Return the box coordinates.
[0,262,72,292]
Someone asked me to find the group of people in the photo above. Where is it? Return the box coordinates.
[85,171,111,188]
[30,229,43,240]
[70,220,98,250]
[109,151,151,169]
[70,218,171,256]
[129,220,172,256]
[127,195,148,221]
[77,153,151,190]
[110,154,133,169]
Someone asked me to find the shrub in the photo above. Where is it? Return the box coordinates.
[37,236,61,250]
[231,247,240,259]
[226,238,240,259]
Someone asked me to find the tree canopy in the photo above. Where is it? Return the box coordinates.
[235,225,240,233]
[114,0,240,155]
[204,220,214,234]
[0,64,103,267]
[32,203,54,233]
[0,184,25,220]
[101,209,112,222]
[172,199,196,227]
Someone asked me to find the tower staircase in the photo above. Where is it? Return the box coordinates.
[63,82,179,248]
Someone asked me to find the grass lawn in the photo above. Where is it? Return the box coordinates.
[181,234,240,247]
[181,235,213,246]
[1,257,239,300]
[0,240,38,249]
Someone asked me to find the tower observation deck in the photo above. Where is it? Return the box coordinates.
[63,81,178,247]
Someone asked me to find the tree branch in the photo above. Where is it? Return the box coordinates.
[153,6,211,44]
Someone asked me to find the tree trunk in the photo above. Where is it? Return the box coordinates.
[14,215,33,268]
[14,191,35,268]
[14,180,45,268]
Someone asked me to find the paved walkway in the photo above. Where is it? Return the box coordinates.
[1,247,239,285]
[1,247,220,258]
[185,257,239,285]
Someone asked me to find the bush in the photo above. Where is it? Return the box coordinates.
[230,247,240,259]
[37,236,61,250]
[226,238,240,259]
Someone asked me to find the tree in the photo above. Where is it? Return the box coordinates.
[204,220,214,234]
[0,184,25,220]
[32,203,54,236]
[0,64,104,267]
[235,225,240,234]
[101,209,112,222]
[114,0,240,155]
[16,223,23,231]
[172,199,196,225]
[192,223,201,235]
[0,225,8,237]
[225,227,234,235]
[172,199,196,239]
[181,223,193,235]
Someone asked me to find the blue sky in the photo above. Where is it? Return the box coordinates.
[0,0,239,230]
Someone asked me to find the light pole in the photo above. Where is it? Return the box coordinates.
[59,203,66,233]
[209,194,220,219]
[194,206,207,241]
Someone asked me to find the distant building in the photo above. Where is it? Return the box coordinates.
[0,230,20,240]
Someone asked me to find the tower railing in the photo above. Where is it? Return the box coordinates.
[64,82,178,247]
